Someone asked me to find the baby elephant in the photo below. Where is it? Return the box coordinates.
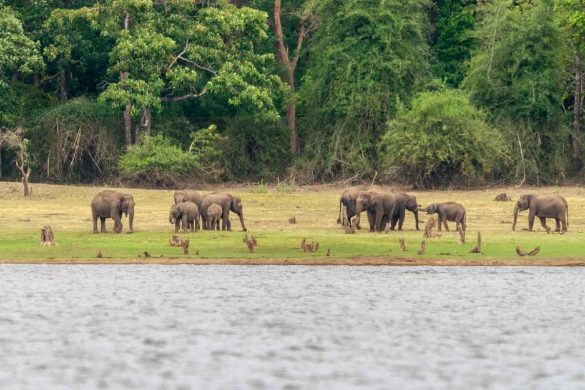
[422,202,466,232]
[206,203,222,231]
[169,201,199,232]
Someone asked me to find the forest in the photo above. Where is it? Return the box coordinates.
[0,0,583,189]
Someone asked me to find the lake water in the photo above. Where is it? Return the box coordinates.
[0,266,584,389]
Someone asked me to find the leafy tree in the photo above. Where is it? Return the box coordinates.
[556,0,585,171]
[298,0,430,179]
[380,89,508,188]
[431,0,476,87]
[119,134,200,187]
[464,0,568,182]
[0,3,44,87]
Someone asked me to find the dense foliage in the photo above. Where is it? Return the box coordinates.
[1,0,585,187]
[381,89,508,188]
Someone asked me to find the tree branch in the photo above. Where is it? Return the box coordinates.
[161,88,208,102]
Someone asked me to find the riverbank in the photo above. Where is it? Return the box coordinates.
[1,257,585,266]
[1,182,584,265]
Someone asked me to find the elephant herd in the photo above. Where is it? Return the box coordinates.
[89,187,570,236]
[338,187,569,234]
[90,189,247,234]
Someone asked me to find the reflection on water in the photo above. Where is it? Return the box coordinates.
[0,266,584,389]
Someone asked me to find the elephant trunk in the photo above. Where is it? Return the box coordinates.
[512,203,519,231]
[169,211,175,225]
[238,210,247,232]
[128,204,134,233]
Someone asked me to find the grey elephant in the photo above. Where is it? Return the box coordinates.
[169,201,199,232]
[206,203,222,231]
[200,193,247,231]
[390,193,419,231]
[337,187,367,229]
[91,190,135,233]
[174,190,203,208]
[422,202,466,232]
[355,189,396,232]
[512,194,568,233]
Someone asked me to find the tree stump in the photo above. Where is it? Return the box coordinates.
[40,225,56,246]
[423,217,436,238]
[470,232,482,253]
[182,239,190,255]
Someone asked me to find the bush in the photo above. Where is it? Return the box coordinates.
[380,89,509,188]
[119,135,200,187]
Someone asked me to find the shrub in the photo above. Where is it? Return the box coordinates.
[380,89,509,188]
[120,135,200,187]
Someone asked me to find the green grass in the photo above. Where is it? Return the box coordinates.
[0,182,584,263]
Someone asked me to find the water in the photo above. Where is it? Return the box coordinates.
[0,266,584,389]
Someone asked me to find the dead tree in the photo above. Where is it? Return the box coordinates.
[470,232,482,253]
[0,128,32,196]
[40,225,56,246]
[516,245,540,257]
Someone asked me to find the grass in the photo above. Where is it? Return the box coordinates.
[0,182,585,265]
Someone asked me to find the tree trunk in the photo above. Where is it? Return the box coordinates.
[134,109,152,143]
[274,0,305,156]
[124,101,132,146]
[287,74,299,154]
[59,67,69,102]
[572,52,583,172]
[21,167,31,197]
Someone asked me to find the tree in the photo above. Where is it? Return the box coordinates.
[0,128,33,196]
[556,0,585,172]
[431,0,477,87]
[299,0,430,179]
[380,89,508,188]
[89,0,283,146]
[463,0,568,182]
[0,3,44,86]
[273,0,314,155]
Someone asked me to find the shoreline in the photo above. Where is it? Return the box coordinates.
[1,257,584,266]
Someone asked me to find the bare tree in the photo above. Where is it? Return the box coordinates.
[0,128,33,196]
[274,1,315,155]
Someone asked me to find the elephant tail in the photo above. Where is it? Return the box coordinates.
[567,203,569,227]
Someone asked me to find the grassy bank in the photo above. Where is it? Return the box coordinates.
[0,182,584,265]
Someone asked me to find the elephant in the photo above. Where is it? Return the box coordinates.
[389,193,419,231]
[91,190,135,233]
[200,193,247,231]
[169,201,199,232]
[174,190,202,208]
[422,202,466,232]
[206,203,222,231]
[355,189,396,232]
[337,187,367,229]
[512,194,568,233]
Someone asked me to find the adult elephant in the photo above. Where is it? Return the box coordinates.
[174,190,203,208]
[169,201,199,232]
[91,190,135,233]
[512,194,568,233]
[355,189,396,232]
[337,187,367,229]
[390,193,419,231]
[200,193,247,231]
[421,202,466,232]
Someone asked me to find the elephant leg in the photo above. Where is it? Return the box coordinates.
[182,215,188,232]
[367,210,375,232]
[190,220,194,232]
[397,210,406,231]
[437,217,442,231]
[539,217,551,233]
[443,220,450,231]
[554,218,561,232]
[92,212,98,234]
[100,217,107,233]
[528,211,535,231]
[561,217,567,232]
[174,220,180,233]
